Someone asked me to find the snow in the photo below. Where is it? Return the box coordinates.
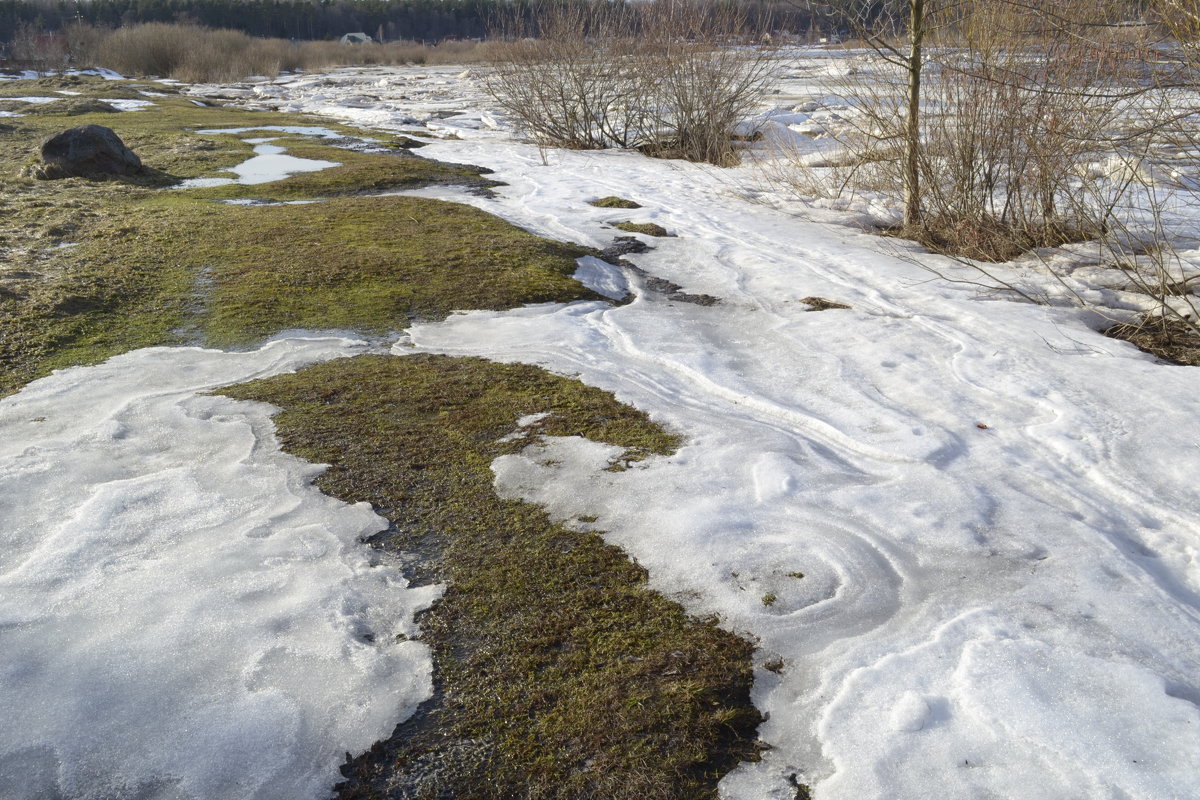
[2,54,1198,799]
[106,98,155,111]
[178,140,340,188]
[0,338,440,800]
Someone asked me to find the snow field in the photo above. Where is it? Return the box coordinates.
[333,72,1200,797]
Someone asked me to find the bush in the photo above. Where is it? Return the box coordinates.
[485,1,777,166]
[774,0,1168,260]
[63,23,492,82]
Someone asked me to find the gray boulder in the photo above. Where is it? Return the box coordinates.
[38,124,142,180]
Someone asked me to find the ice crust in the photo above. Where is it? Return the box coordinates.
[0,338,440,800]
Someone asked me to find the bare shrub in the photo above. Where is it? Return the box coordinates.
[78,24,491,82]
[485,4,650,150]
[485,0,778,165]
[63,22,108,69]
[773,0,1170,260]
[175,29,284,83]
[98,23,197,78]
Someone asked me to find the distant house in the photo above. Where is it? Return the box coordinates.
[340,32,374,45]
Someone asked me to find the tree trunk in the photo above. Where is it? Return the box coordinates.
[903,0,925,228]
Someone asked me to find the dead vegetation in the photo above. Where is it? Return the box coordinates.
[485,1,777,166]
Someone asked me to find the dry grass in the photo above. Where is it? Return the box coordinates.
[1106,316,1200,365]
[57,23,498,82]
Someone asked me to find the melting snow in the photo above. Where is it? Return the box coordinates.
[106,98,155,111]
[178,143,339,188]
[2,57,1198,800]
[0,338,440,800]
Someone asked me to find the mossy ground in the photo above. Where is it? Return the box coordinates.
[0,75,582,393]
[589,196,642,209]
[615,221,673,238]
[221,355,764,800]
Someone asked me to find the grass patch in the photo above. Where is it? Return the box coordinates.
[181,135,496,203]
[590,196,642,209]
[0,76,593,395]
[220,354,763,800]
[615,221,673,238]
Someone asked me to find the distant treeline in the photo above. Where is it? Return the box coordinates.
[0,0,846,44]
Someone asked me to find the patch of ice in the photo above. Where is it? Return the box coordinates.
[572,255,630,301]
[177,143,339,188]
[107,98,155,111]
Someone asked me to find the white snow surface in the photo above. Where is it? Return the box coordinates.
[0,338,440,800]
[1,58,1197,800]
[217,63,1200,798]
[178,141,339,187]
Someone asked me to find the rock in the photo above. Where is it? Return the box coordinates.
[37,124,142,180]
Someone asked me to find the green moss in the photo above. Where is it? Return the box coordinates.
[0,192,596,393]
[589,196,642,209]
[220,354,763,800]
[0,78,588,395]
[615,221,672,237]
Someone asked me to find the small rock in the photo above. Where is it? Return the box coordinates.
[37,124,142,180]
